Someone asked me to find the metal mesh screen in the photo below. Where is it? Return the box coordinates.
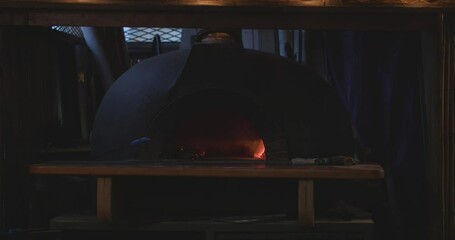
[123,27,182,43]
[51,26,84,38]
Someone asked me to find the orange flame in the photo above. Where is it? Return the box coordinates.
[164,111,266,160]
[254,139,266,159]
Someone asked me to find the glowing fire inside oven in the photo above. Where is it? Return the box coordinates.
[163,111,266,160]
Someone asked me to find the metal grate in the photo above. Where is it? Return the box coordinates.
[51,26,84,38]
[123,27,182,43]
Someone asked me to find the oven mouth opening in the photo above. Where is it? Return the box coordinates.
[161,110,266,161]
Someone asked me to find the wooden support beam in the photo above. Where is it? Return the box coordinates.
[97,177,112,222]
[298,180,314,227]
[25,10,436,31]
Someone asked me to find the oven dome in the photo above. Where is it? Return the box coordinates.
[91,41,354,162]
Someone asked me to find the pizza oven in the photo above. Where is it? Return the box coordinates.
[91,31,355,163]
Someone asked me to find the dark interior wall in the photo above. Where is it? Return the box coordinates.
[0,26,58,228]
[0,26,89,228]
[322,31,427,240]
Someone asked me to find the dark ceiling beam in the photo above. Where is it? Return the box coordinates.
[24,9,438,31]
[0,0,453,29]
[0,6,444,31]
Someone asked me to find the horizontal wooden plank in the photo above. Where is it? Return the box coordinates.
[0,0,324,9]
[0,0,454,10]
[50,215,374,232]
[26,9,438,30]
[0,0,447,29]
[29,160,384,179]
[0,9,28,25]
[0,0,451,27]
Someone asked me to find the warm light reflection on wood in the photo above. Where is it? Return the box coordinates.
[188,0,324,6]
[341,0,449,3]
[29,161,385,179]
[3,0,454,7]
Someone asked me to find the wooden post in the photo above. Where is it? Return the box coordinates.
[97,177,112,222]
[298,180,314,227]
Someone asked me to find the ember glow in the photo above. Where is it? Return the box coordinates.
[163,111,266,160]
[254,139,266,159]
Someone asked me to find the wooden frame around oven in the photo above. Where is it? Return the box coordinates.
[0,1,453,240]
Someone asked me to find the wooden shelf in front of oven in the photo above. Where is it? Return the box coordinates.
[28,160,384,179]
[28,160,384,227]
